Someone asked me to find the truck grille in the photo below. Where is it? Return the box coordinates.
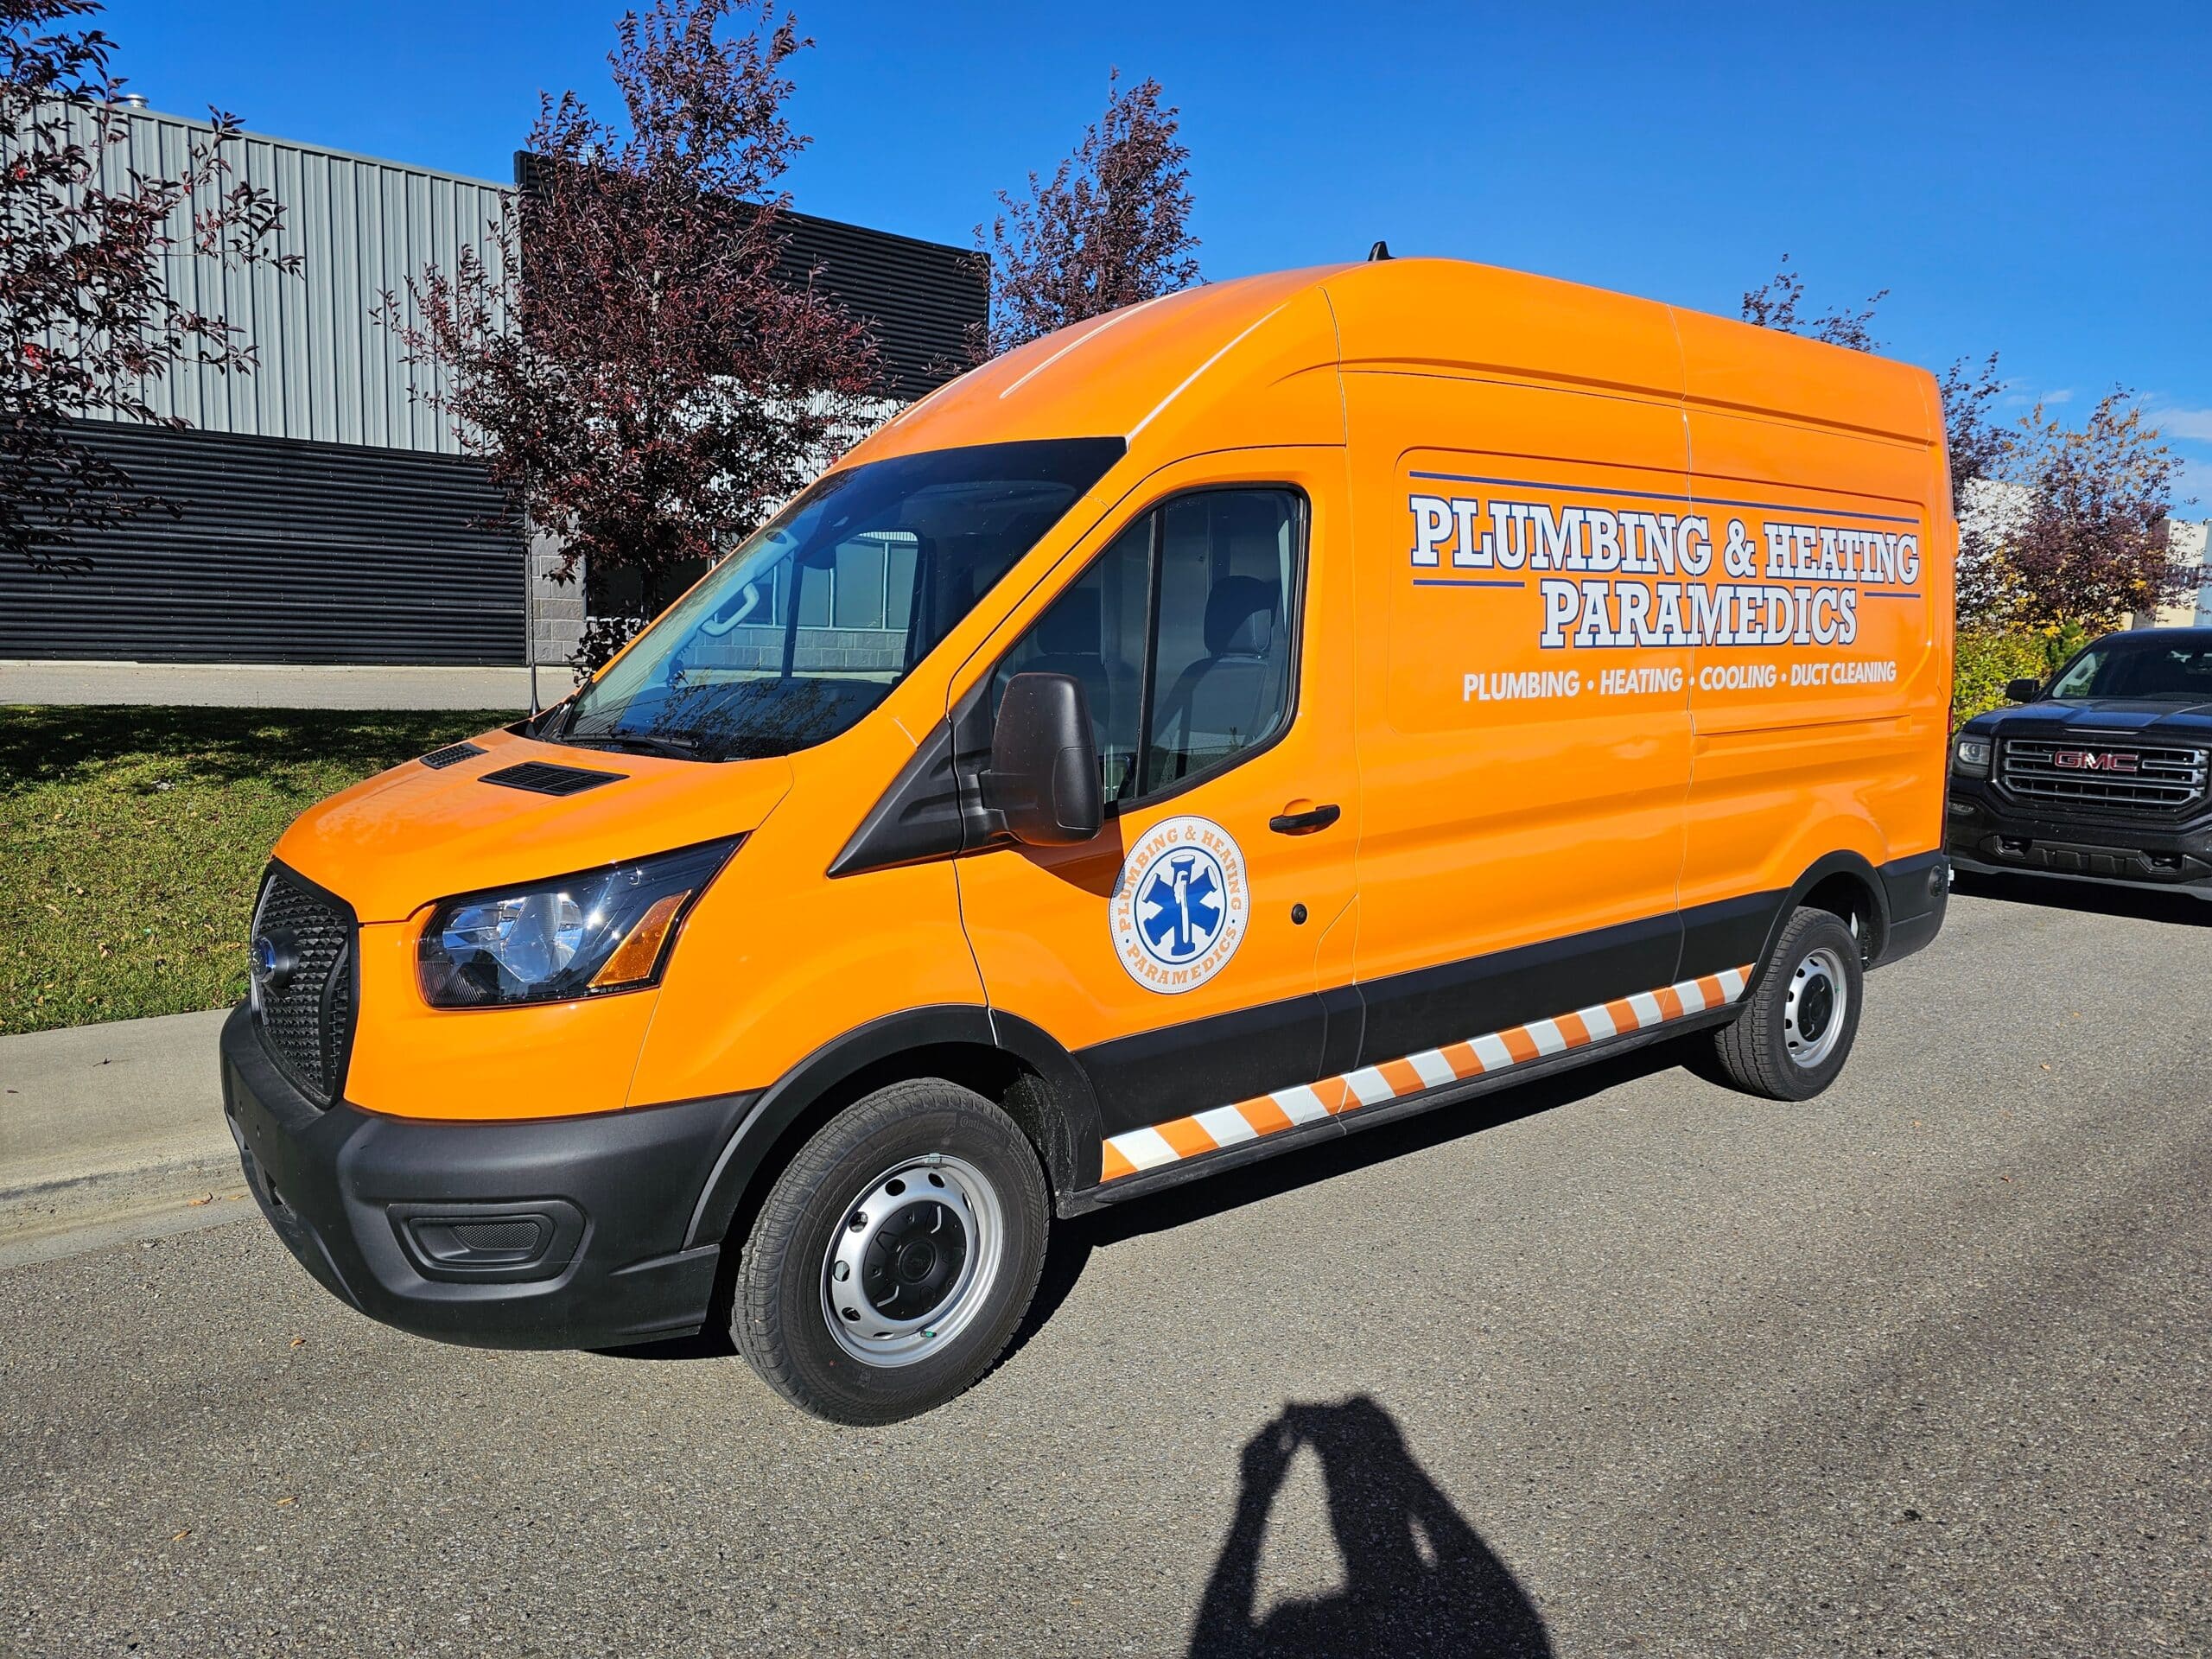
[1999,734,2209,815]
[250,865,359,1107]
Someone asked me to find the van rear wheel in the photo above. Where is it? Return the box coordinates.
[732,1080,1048,1425]
[1710,906,1865,1101]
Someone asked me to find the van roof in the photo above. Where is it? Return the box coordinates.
[843,257,1941,475]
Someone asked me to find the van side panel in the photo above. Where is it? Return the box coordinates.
[1340,368,1695,1062]
[1676,398,1948,953]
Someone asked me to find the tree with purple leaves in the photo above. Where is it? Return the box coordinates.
[1740,256,2186,649]
[382,0,879,677]
[975,70,1202,361]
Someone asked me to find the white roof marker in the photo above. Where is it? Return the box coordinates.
[1124,304,1287,443]
[995,292,1178,402]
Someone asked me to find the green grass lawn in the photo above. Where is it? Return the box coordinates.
[1,705,511,1036]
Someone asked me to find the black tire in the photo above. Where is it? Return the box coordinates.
[1710,906,1865,1101]
[732,1079,1048,1425]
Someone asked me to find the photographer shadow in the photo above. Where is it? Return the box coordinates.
[1190,1395,1552,1657]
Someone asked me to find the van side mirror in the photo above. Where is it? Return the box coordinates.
[982,672,1103,845]
[2005,677,2041,702]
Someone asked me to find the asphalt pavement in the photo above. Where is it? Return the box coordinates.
[0,880,2206,1656]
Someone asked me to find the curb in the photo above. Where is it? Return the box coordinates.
[0,1007,238,1263]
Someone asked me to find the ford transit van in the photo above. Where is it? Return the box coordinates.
[222,258,1954,1422]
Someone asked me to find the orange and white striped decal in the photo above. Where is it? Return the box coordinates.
[1098,964,1753,1183]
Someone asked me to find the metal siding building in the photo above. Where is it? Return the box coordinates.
[3,107,987,666]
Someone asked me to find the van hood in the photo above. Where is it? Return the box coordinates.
[270,727,796,922]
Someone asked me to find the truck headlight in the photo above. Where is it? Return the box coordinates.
[416,839,739,1008]
[1953,735,1992,777]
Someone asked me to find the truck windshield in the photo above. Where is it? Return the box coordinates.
[2048,635,2212,702]
[551,438,1124,761]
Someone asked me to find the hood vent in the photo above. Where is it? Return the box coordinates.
[420,741,486,770]
[480,760,626,797]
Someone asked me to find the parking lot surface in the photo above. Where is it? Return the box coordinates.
[2,882,2206,1656]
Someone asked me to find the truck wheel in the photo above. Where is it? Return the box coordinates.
[732,1079,1048,1425]
[1710,906,1865,1101]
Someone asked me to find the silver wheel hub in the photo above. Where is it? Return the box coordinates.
[822,1154,1004,1368]
[1784,945,1848,1070]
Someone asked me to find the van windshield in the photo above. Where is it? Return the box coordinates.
[550,438,1124,761]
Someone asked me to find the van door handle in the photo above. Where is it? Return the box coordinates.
[1268,804,1341,836]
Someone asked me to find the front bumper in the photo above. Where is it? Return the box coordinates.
[219,1005,754,1350]
[1943,780,2212,897]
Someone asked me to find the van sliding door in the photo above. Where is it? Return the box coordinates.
[1343,372,1694,1066]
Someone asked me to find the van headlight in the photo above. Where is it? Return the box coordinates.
[416,839,739,1008]
[1952,735,1993,777]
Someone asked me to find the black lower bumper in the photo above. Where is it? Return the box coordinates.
[219,1005,754,1350]
[1944,788,2212,898]
[1873,849,1950,966]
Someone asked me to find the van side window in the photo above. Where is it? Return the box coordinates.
[1145,491,1299,790]
[992,487,1303,806]
[989,516,1151,801]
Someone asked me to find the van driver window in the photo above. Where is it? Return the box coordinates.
[993,487,1303,806]
[990,517,1150,801]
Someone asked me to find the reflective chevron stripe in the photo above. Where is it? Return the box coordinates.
[1098,965,1752,1183]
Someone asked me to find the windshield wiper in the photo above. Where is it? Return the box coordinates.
[562,732,715,762]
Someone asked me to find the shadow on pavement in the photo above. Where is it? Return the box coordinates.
[621,1033,1701,1370]
[1952,869,2211,928]
[1010,1033,1700,1361]
[1189,1395,1551,1657]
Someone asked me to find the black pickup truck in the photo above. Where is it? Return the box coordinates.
[1948,626,2212,900]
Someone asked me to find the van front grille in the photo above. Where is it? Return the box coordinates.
[250,866,358,1107]
[1999,734,2209,815]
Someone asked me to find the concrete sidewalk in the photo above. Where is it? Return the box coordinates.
[0,1008,247,1267]
[0,658,556,710]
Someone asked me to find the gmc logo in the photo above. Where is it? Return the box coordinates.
[2053,749,2139,772]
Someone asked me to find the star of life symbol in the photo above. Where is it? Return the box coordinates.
[1109,816,1248,994]
[1140,849,1223,962]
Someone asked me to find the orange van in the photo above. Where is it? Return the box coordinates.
[222,257,1954,1422]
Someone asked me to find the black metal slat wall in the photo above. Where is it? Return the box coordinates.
[512,153,990,402]
[2,420,525,664]
[767,211,989,399]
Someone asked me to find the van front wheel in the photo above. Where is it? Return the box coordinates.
[732,1080,1048,1424]
[1710,906,1865,1101]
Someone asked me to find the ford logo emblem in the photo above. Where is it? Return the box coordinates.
[251,931,298,993]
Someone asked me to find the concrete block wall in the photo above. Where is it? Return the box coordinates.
[528,530,586,669]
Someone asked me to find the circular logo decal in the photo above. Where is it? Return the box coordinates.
[1109,816,1249,994]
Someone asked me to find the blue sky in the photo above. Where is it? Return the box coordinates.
[102,0,2212,503]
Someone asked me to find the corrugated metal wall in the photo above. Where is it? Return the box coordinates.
[1,420,524,664]
[20,111,983,666]
[60,105,511,454]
